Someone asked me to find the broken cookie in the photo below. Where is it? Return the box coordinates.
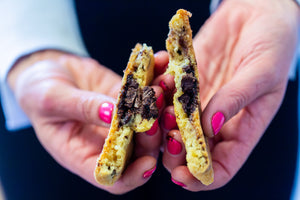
[94,43,158,186]
[166,9,214,185]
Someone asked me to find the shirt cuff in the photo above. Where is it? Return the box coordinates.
[210,0,222,13]
[1,46,88,131]
[0,0,88,131]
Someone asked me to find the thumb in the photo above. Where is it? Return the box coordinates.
[201,67,276,137]
[41,86,118,127]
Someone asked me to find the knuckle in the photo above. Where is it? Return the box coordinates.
[227,89,249,116]
[36,85,57,114]
[77,96,94,122]
[84,57,101,68]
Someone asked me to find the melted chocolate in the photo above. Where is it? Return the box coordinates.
[179,36,187,51]
[141,87,158,119]
[178,67,198,116]
[183,65,194,75]
[117,74,158,127]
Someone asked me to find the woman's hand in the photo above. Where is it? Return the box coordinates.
[8,50,163,194]
[158,0,300,191]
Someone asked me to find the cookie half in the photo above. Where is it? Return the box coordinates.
[94,43,158,185]
[166,9,214,185]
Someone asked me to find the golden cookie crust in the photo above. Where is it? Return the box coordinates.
[166,9,214,185]
[94,43,157,185]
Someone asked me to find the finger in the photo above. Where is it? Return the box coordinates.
[59,55,122,99]
[170,165,224,191]
[152,74,175,105]
[135,119,161,158]
[161,106,178,134]
[39,85,117,127]
[87,156,157,195]
[152,85,164,114]
[162,130,186,173]
[154,50,169,76]
[193,1,246,71]
[170,137,252,191]
[201,66,278,137]
[112,156,157,194]
[134,86,163,158]
[160,106,178,152]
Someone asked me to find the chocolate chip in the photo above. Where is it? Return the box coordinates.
[134,91,142,109]
[117,75,158,127]
[182,65,194,75]
[141,87,159,119]
[179,36,187,50]
[117,74,137,127]
[177,49,182,55]
[120,111,133,125]
[111,169,117,178]
[124,87,137,107]
[181,75,196,92]
[178,73,198,116]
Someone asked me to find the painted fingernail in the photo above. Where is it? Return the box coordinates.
[156,93,164,109]
[143,166,157,178]
[159,80,169,93]
[212,112,225,136]
[162,112,177,130]
[171,177,186,187]
[99,102,114,123]
[146,119,158,136]
[167,136,182,155]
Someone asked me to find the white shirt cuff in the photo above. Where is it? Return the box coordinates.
[0,0,88,131]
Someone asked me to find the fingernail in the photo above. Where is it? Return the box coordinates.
[171,177,186,187]
[146,119,158,136]
[162,112,177,130]
[156,93,164,109]
[212,112,225,136]
[167,136,182,155]
[159,80,169,93]
[143,166,156,178]
[99,102,114,123]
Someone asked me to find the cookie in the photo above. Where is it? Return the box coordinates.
[166,9,214,185]
[94,43,158,185]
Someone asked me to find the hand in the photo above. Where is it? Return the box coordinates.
[8,50,164,194]
[158,0,300,191]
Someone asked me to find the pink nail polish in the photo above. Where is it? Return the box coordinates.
[162,112,177,130]
[159,80,169,93]
[156,93,164,109]
[212,112,225,136]
[167,136,182,155]
[99,102,114,123]
[146,119,158,136]
[171,177,186,187]
[143,166,156,178]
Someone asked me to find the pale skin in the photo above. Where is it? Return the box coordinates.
[157,0,300,191]
[8,51,164,194]
[7,0,300,194]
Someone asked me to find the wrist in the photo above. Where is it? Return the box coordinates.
[7,50,70,91]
